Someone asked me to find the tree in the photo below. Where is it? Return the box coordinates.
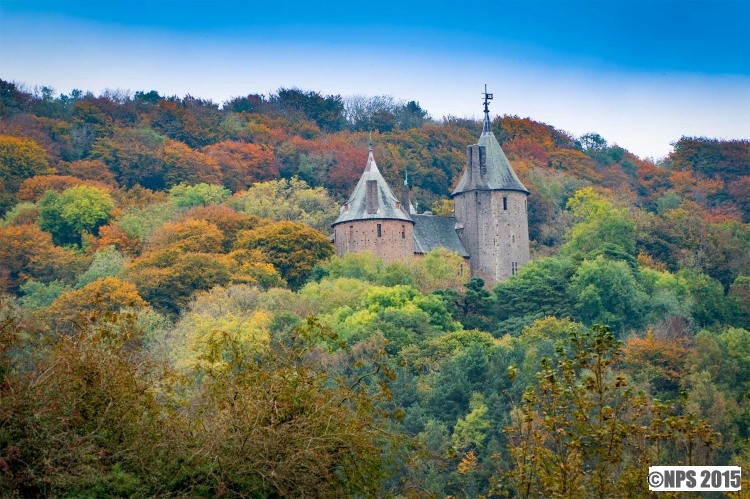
[493,256,576,325]
[65,159,118,186]
[162,138,222,186]
[176,204,260,251]
[37,185,115,246]
[75,245,127,289]
[0,135,51,214]
[203,140,277,191]
[275,87,346,132]
[568,255,647,332]
[621,331,690,395]
[234,221,334,290]
[563,187,636,258]
[0,223,87,294]
[127,247,283,314]
[229,177,338,233]
[16,175,97,202]
[91,127,167,189]
[46,276,147,326]
[147,219,225,253]
[501,324,719,499]
[167,182,231,209]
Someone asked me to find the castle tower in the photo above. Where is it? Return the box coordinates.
[332,139,415,262]
[451,87,530,286]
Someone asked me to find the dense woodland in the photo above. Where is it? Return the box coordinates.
[0,79,749,498]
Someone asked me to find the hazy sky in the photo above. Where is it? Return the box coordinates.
[1,0,748,159]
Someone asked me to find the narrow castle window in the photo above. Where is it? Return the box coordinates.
[349,225,353,238]
[511,262,518,276]
[503,196,508,210]
[512,234,515,243]
[401,225,405,239]
[377,224,382,238]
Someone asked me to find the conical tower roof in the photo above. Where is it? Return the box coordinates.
[333,143,413,225]
[452,92,529,196]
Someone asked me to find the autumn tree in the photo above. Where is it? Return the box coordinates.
[0,297,181,497]
[203,140,277,191]
[234,221,334,290]
[0,224,87,293]
[501,324,719,499]
[175,204,260,251]
[0,135,51,214]
[16,174,95,202]
[46,276,147,327]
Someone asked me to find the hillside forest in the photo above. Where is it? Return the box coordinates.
[0,80,749,498]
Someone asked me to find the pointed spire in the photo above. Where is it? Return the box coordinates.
[451,85,529,197]
[364,132,378,172]
[482,84,493,136]
[333,140,413,225]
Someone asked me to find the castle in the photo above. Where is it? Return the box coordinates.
[331,89,530,287]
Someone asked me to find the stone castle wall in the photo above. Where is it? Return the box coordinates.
[454,189,529,286]
[332,219,415,263]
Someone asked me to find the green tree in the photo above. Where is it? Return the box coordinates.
[167,182,230,209]
[75,245,126,288]
[568,255,647,331]
[37,185,115,246]
[229,177,338,233]
[563,187,636,258]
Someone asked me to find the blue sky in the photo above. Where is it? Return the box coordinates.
[1,0,748,158]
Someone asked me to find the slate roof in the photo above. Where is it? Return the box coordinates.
[452,112,529,196]
[333,148,413,226]
[412,214,469,257]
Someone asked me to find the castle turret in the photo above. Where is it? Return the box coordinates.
[451,86,530,286]
[332,139,415,262]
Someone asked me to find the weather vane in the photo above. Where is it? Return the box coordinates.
[482,84,493,115]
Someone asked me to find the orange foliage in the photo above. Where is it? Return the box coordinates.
[503,137,550,166]
[203,140,277,191]
[65,159,118,186]
[547,150,601,182]
[147,219,224,254]
[16,175,112,202]
[493,115,573,151]
[637,252,667,272]
[0,224,87,293]
[636,161,671,193]
[113,185,168,209]
[176,205,260,250]
[323,137,369,197]
[47,277,147,326]
[92,224,143,256]
[163,138,222,186]
[621,331,690,393]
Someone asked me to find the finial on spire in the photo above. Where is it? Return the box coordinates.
[482,84,493,135]
[404,166,408,186]
[368,131,373,151]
